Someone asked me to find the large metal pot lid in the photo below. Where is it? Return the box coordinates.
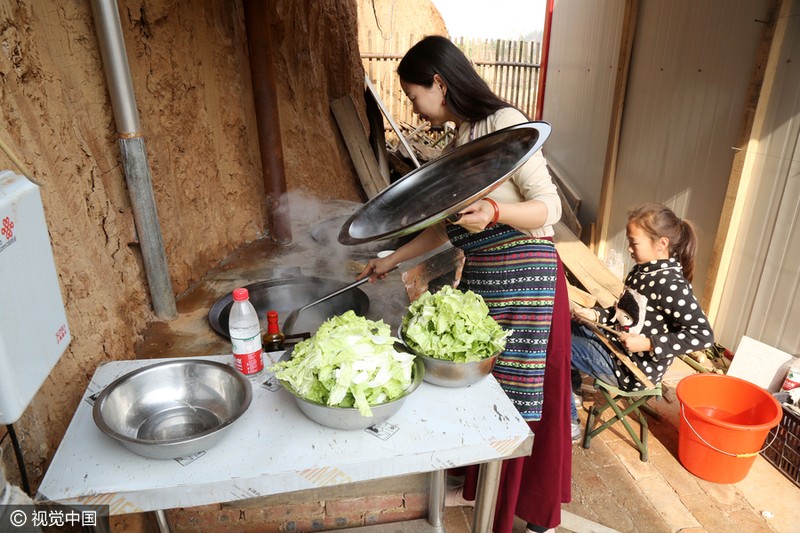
[338,121,551,246]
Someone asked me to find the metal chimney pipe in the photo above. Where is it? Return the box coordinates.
[90,0,177,320]
[243,0,292,244]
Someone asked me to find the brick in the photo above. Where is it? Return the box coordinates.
[647,416,680,456]
[443,507,472,533]
[606,436,658,481]
[325,494,404,515]
[649,448,703,499]
[681,491,737,533]
[569,462,608,494]
[695,478,740,506]
[403,490,428,511]
[364,507,427,525]
[283,514,363,531]
[574,463,639,532]
[598,466,660,532]
[576,433,622,467]
[638,475,699,531]
[727,509,775,533]
[262,501,325,520]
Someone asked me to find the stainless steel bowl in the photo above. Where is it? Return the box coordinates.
[279,358,424,430]
[399,330,498,388]
[413,352,498,388]
[93,360,252,459]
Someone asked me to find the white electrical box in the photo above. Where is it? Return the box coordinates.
[0,170,71,424]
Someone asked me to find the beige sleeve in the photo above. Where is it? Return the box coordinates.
[491,109,562,228]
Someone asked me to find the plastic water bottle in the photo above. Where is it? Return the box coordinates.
[781,358,800,391]
[229,288,264,375]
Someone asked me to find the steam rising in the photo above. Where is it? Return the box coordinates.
[274,191,379,277]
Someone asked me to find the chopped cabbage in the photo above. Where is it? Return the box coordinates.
[271,311,415,417]
[401,285,510,362]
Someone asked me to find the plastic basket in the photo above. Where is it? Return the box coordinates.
[761,404,800,488]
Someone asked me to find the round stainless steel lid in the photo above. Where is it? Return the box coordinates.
[337,121,551,245]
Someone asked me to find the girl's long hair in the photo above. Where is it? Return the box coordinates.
[628,203,698,282]
[397,35,511,122]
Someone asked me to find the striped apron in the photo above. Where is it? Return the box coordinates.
[446,222,557,421]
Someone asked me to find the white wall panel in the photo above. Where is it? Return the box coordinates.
[543,0,624,224]
[715,2,800,353]
[605,0,770,299]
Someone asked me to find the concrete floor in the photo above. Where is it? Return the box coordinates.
[136,200,800,533]
[445,358,800,533]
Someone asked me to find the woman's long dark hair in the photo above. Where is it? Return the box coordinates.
[397,35,510,123]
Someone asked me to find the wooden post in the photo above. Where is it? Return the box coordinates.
[595,0,639,257]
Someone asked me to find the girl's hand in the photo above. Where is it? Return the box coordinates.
[452,199,496,233]
[618,332,652,353]
[357,254,398,282]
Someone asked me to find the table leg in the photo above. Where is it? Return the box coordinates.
[153,509,172,533]
[427,469,446,528]
[471,460,501,533]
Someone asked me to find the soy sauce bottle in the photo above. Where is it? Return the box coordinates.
[263,310,286,352]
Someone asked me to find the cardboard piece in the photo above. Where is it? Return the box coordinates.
[726,336,796,392]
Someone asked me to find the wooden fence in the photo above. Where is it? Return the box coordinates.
[361,33,542,135]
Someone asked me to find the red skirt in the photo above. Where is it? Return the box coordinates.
[461,256,572,531]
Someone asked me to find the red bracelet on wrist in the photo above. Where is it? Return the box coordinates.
[483,197,500,227]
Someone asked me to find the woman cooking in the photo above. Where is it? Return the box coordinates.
[357,36,572,533]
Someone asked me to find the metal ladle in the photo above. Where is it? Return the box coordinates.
[282,266,397,335]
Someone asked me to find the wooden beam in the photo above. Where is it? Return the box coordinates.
[554,221,623,308]
[567,283,597,309]
[330,95,390,199]
[595,0,638,257]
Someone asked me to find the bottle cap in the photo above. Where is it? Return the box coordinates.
[232,288,249,301]
[267,310,278,321]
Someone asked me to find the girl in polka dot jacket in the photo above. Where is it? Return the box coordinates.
[570,203,715,395]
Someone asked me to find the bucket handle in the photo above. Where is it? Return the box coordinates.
[680,404,779,458]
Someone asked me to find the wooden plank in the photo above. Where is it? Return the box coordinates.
[595,0,638,256]
[330,95,390,199]
[364,88,390,183]
[567,283,597,309]
[365,74,421,168]
[554,221,622,308]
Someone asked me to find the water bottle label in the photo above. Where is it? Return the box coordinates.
[782,368,800,391]
[232,334,264,375]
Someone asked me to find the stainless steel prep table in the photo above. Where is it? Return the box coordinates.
[36,354,534,532]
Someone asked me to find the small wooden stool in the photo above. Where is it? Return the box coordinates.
[582,379,662,461]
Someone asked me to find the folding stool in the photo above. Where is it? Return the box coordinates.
[582,378,662,462]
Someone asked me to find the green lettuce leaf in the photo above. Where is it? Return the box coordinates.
[271,311,415,417]
[401,285,510,362]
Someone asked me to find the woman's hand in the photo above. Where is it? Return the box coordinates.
[618,332,652,353]
[357,254,399,282]
[452,198,496,233]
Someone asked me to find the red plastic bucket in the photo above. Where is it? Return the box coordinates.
[675,373,782,484]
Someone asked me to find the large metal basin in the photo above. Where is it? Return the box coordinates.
[92,359,252,459]
[208,277,369,337]
[338,122,551,245]
[277,351,424,430]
